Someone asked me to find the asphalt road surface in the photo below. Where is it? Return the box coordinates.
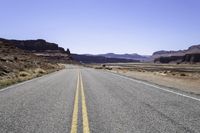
[0,65,200,133]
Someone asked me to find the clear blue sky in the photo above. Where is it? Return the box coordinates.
[1,0,200,55]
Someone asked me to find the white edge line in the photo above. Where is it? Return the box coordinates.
[108,71,200,102]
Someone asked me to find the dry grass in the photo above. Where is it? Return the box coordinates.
[0,67,62,89]
[34,68,46,75]
[0,79,16,87]
[19,71,30,77]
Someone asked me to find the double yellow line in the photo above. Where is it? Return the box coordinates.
[70,71,90,133]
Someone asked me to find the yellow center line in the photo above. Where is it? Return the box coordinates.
[70,72,79,133]
[70,70,90,133]
[80,72,90,133]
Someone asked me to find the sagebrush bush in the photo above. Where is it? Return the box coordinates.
[35,68,46,74]
[180,73,186,76]
[19,71,29,77]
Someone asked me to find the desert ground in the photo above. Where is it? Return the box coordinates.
[91,63,200,95]
[0,43,65,89]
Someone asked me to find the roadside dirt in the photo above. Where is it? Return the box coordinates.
[112,69,200,94]
[93,63,200,95]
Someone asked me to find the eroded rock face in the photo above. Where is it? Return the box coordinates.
[153,44,200,63]
[154,53,200,63]
[182,53,200,63]
[0,38,65,53]
[154,56,183,63]
[0,38,73,65]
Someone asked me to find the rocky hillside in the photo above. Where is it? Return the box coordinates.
[0,38,72,64]
[0,41,64,88]
[0,38,66,53]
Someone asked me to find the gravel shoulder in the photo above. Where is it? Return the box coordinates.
[110,68,200,95]
[90,63,200,95]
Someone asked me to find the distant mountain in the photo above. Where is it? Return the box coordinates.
[72,54,139,63]
[89,53,149,61]
[187,44,200,53]
[153,44,200,57]
[153,50,185,57]
[0,38,140,64]
[153,44,200,63]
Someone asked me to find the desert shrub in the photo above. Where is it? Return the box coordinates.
[14,56,18,61]
[35,68,46,75]
[171,73,176,76]
[102,64,106,67]
[180,73,186,76]
[0,71,5,76]
[106,67,112,70]
[19,68,25,71]
[19,71,29,77]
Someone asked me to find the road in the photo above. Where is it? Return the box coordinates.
[0,65,200,133]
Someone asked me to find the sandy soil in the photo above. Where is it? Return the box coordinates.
[111,69,200,94]
[91,63,200,95]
